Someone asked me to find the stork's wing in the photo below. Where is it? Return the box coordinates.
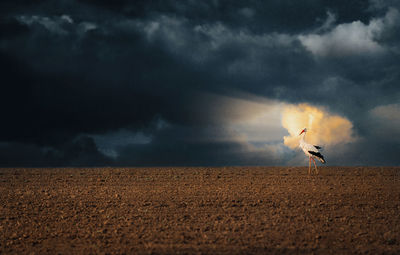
[313,145,322,149]
[308,151,326,163]
[308,151,323,158]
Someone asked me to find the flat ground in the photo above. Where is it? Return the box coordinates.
[0,167,399,254]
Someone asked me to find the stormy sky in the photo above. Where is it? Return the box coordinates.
[0,0,399,166]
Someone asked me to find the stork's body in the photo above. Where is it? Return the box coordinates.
[299,128,325,175]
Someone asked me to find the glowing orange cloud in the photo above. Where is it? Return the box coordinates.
[281,103,355,149]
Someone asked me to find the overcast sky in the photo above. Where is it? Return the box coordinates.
[0,0,399,166]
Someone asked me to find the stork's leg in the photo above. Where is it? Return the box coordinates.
[312,158,318,175]
[308,157,311,175]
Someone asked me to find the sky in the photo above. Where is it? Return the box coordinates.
[0,0,399,167]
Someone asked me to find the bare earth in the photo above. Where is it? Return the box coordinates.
[1,167,400,254]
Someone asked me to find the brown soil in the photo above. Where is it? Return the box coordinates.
[1,167,400,254]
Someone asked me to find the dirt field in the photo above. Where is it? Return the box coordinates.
[1,167,399,254]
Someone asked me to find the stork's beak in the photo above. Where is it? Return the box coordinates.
[299,129,305,135]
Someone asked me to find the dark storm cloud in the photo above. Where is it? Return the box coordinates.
[1,14,208,142]
[115,125,289,166]
[0,18,29,38]
[77,0,373,33]
[0,136,111,167]
[0,0,399,166]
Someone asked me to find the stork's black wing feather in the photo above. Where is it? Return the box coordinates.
[308,151,326,163]
[309,151,323,158]
[314,145,322,149]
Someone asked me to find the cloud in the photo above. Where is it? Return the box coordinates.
[201,94,286,143]
[317,11,337,32]
[369,103,400,142]
[299,8,399,57]
[130,15,297,67]
[0,1,399,166]
[369,0,400,11]
[114,125,288,166]
[77,22,97,34]
[238,7,255,19]
[109,94,291,166]
[282,103,356,149]
[16,14,98,36]
[17,15,72,35]
[0,136,112,167]
[299,21,383,57]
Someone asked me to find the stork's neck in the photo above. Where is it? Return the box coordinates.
[300,132,306,144]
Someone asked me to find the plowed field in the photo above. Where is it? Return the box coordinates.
[1,167,399,254]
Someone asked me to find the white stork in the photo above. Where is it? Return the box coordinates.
[299,128,326,175]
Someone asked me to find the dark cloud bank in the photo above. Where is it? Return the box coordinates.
[0,0,399,166]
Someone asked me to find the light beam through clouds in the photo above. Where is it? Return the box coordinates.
[205,95,360,165]
[201,93,287,144]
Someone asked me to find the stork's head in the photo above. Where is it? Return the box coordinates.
[299,128,307,135]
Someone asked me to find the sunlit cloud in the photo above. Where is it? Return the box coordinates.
[282,103,356,149]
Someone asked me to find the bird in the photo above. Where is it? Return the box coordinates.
[299,128,326,175]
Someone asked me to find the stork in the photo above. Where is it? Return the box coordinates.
[299,128,326,175]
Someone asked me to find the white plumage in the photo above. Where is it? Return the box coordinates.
[299,128,325,175]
